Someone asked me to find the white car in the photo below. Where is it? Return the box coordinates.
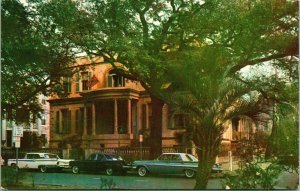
[7,153,73,172]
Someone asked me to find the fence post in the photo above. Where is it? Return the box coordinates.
[229,151,233,171]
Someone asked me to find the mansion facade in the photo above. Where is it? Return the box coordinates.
[48,57,269,151]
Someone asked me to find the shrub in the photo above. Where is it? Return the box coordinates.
[222,160,283,189]
[1,167,25,187]
[99,177,117,189]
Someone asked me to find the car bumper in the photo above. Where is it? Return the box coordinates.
[122,165,136,171]
[58,165,71,169]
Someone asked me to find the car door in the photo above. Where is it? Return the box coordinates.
[83,153,97,171]
[24,154,36,169]
[150,154,171,174]
[167,154,184,174]
[95,154,105,172]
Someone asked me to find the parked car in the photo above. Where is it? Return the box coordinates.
[132,153,222,178]
[69,153,131,175]
[7,153,73,173]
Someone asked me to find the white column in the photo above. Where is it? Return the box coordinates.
[70,110,76,134]
[2,117,6,141]
[114,99,118,134]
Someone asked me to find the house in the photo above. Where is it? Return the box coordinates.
[48,57,265,156]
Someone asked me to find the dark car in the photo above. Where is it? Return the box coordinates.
[69,153,129,175]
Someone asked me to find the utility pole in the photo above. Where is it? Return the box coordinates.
[139,134,143,160]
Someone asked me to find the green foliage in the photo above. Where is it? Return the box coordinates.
[274,114,298,157]
[1,167,26,187]
[222,161,283,189]
[2,0,77,121]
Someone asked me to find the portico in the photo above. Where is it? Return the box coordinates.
[76,88,139,147]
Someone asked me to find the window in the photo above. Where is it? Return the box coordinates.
[27,154,41,159]
[42,99,46,105]
[107,70,125,87]
[97,154,104,161]
[88,154,97,160]
[75,108,84,134]
[61,109,71,134]
[41,112,46,125]
[75,73,80,92]
[158,154,172,161]
[63,77,72,93]
[169,113,190,129]
[46,154,58,159]
[56,111,60,133]
[81,72,91,91]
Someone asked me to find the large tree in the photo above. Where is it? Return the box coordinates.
[1,0,83,122]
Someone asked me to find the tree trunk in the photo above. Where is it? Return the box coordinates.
[265,102,278,159]
[194,146,217,189]
[149,95,164,159]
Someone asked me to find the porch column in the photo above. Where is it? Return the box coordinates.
[145,103,149,129]
[114,99,118,134]
[70,109,76,134]
[83,106,87,135]
[59,110,63,133]
[127,99,132,134]
[92,102,96,135]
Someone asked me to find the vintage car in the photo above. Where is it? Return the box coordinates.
[7,153,73,173]
[132,153,222,178]
[69,153,131,175]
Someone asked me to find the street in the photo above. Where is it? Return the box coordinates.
[24,171,199,189]
[18,170,227,189]
[7,168,298,190]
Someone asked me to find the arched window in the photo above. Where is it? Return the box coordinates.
[107,69,125,87]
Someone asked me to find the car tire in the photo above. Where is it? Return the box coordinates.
[137,166,147,177]
[106,168,113,176]
[40,166,47,173]
[184,169,195,178]
[72,166,80,174]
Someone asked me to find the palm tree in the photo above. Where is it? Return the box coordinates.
[166,48,267,189]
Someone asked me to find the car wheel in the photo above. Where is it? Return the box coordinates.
[184,169,195,178]
[72,166,79,174]
[40,166,47,173]
[137,166,147,177]
[106,168,113,176]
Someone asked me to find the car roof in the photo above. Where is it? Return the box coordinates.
[27,153,56,156]
[162,153,190,155]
